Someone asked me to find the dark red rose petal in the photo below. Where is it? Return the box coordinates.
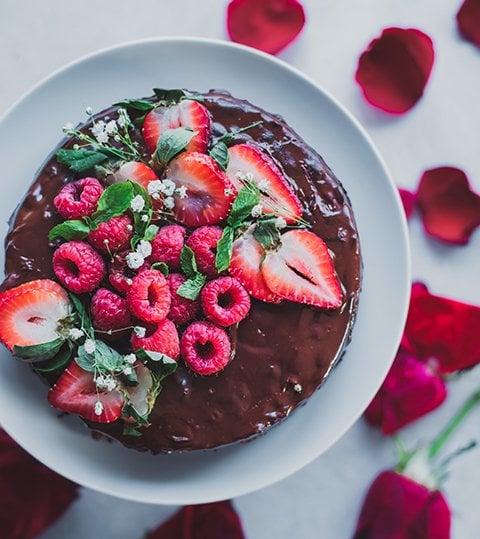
[457,0,480,47]
[0,429,79,539]
[353,470,451,539]
[146,501,245,539]
[402,282,480,373]
[364,351,447,434]
[399,188,416,219]
[226,0,306,55]
[355,27,435,114]
[416,167,480,245]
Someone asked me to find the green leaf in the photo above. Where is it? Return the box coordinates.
[13,338,64,363]
[209,141,229,171]
[75,346,95,372]
[94,340,124,371]
[91,181,134,226]
[227,185,261,227]
[56,149,108,173]
[136,348,178,380]
[49,219,90,241]
[122,423,143,437]
[253,219,282,250]
[153,128,196,167]
[180,245,198,278]
[144,224,159,241]
[33,343,73,373]
[130,181,152,234]
[69,293,93,333]
[151,262,169,276]
[114,98,156,112]
[215,226,235,272]
[122,404,150,426]
[176,273,206,301]
[217,120,263,145]
[153,88,187,104]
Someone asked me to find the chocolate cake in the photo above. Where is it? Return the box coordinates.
[0,89,361,453]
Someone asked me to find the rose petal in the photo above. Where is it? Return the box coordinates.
[364,351,447,434]
[402,282,480,373]
[355,27,435,114]
[416,167,480,245]
[226,0,306,55]
[399,188,416,219]
[146,501,245,539]
[0,429,79,539]
[353,470,451,539]
[457,0,480,47]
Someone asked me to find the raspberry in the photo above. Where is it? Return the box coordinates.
[131,319,180,360]
[127,269,171,322]
[201,276,250,327]
[53,241,105,293]
[151,225,186,269]
[88,215,133,253]
[181,321,231,375]
[186,225,222,277]
[167,273,199,325]
[108,251,150,295]
[53,177,104,219]
[91,288,132,338]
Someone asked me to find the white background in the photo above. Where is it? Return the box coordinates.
[1,1,479,537]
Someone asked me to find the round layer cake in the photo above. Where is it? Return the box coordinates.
[0,89,361,452]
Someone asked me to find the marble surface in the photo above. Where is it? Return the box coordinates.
[1,0,479,537]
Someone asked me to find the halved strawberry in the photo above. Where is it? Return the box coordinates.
[113,161,161,210]
[261,230,343,309]
[229,227,283,304]
[142,100,211,154]
[166,152,237,227]
[226,144,303,224]
[48,362,124,423]
[124,362,159,419]
[0,280,70,351]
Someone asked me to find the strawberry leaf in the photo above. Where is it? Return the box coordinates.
[49,219,90,241]
[153,127,196,167]
[13,338,65,363]
[91,181,134,226]
[215,226,235,272]
[209,141,229,171]
[177,273,206,301]
[56,148,108,173]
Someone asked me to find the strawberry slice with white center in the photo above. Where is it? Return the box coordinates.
[261,230,343,309]
[48,362,124,423]
[229,228,283,304]
[114,161,161,209]
[142,100,211,154]
[166,152,237,227]
[124,362,159,419]
[0,280,70,351]
[226,144,303,224]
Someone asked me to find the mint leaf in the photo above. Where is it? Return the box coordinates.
[217,121,263,145]
[180,246,198,278]
[57,149,108,173]
[253,219,282,250]
[209,141,229,171]
[153,128,196,167]
[13,338,64,363]
[123,423,143,437]
[34,343,73,373]
[144,224,159,241]
[122,404,150,426]
[177,273,206,301]
[215,226,235,272]
[49,219,90,241]
[94,340,124,371]
[136,349,178,380]
[91,181,134,226]
[151,262,169,276]
[227,186,260,227]
[114,98,156,112]
[69,293,93,333]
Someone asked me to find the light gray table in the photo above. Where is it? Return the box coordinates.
[1,1,479,537]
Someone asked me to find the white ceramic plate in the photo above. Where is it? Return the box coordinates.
[0,38,410,504]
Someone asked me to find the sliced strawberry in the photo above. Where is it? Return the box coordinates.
[229,228,283,304]
[142,100,211,154]
[166,152,237,227]
[114,161,161,210]
[261,230,343,309]
[226,144,303,224]
[0,280,70,351]
[124,362,159,419]
[48,362,124,423]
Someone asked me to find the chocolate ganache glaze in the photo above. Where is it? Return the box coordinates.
[2,90,361,452]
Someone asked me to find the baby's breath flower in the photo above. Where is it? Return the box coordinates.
[123,366,133,376]
[126,278,133,286]
[134,326,146,338]
[176,185,188,199]
[136,240,152,258]
[258,179,270,193]
[91,121,106,138]
[94,401,104,416]
[294,383,302,393]
[131,194,145,213]
[161,179,176,197]
[126,252,145,270]
[73,144,80,151]
[96,131,109,144]
[275,216,287,229]
[147,180,163,196]
[114,134,121,142]
[117,108,130,128]
[68,328,84,341]
[62,122,74,133]
[251,204,263,218]
[163,196,175,210]
[141,214,149,222]
[95,375,106,388]
[105,120,117,135]
[124,353,136,365]
[126,224,133,232]
[105,376,117,392]
[85,106,93,116]
[84,339,96,354]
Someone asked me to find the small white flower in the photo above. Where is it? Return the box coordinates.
[103,239,109,245]
[163,196,175,210]
[117,108,130,128]
[68,328,84,341]
[294,383,302,393]
[136,239,152,258]
[275,216,287,229]
[84,339,96,354]
[161,179,176,197]
[124,353,136,365]
[126,224,133,232]
[134,326,146,338]
[224,188,233,196]
[130,194,145,213]
[141,214,149,222]
[105,120,117,135]
[105,376,117,392]
[176,185,188,199]
[258,179,270,193]
[95,375,107,389]
[126,252,145,270]
[73,144,80,151]
[94,401,104,416]
[85,106,93,116]
[123,366,133,376]
[91,120,106,138]
[96,131,109,144]
[114,134,121,142]
[126,278,133,286]
[251,204,263,218]
[147,180,163,196]
[62,122,74,133]
[152,192,161,201]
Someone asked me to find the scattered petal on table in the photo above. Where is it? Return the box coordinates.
[457,0,480,47]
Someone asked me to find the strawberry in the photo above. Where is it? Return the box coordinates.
[124,362,159,419]
[48,362,124,423]
[226,144,303,224]
[229,228,282,304]
[261,229,343,309]
[166,152,236,227]
[114,161,158,190]
[0,280,70,351]
[142,100,211,154]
